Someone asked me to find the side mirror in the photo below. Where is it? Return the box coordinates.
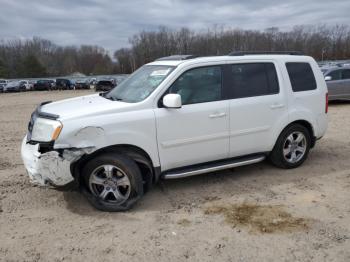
[325,76,332,81]
[163,94,182,108]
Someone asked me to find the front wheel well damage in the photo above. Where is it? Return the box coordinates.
[71,144,156,193]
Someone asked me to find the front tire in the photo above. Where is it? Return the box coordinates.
[81,153,144,211]
[269,124,311,169]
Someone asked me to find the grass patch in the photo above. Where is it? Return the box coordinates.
[204,203,309,233]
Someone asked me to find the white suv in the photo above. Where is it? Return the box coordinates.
[21,52,328,211]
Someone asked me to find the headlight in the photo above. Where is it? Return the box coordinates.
[31,118,63,142]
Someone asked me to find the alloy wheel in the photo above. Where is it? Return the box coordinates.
[283,131,307,164]
[88,164,131,204]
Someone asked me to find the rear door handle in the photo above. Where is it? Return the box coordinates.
[270,103,285,109]
[209,112,227,118]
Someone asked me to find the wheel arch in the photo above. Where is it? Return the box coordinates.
[71,144,160,193]
[277,119,316,148]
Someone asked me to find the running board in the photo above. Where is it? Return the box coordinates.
[162,155,266,179]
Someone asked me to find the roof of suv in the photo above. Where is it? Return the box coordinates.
[148,54,311,67]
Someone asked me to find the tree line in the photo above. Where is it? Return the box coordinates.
[1,24,350,78]
[114,24,350,73]
[0,37,116,78]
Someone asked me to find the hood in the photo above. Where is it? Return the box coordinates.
[41,94,132,120]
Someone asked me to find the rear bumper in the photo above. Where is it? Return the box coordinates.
[21,137,75,187]
[316,113,328,139]
[34,86,49,90]
[95,86,113,91]
[4,87,19,92]
[76,84,89,89]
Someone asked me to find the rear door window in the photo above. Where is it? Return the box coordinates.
[229,63,279,99]
[286,62,317,92]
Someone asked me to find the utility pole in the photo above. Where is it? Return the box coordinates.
[322,48,326,62]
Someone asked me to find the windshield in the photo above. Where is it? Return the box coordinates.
[106,65,175,102]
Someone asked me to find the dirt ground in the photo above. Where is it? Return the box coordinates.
[0,90,349,262]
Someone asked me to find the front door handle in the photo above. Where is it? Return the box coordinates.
[209,112,227,118]
[270,103,285,109]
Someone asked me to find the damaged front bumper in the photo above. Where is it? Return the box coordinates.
[21,137,84,187]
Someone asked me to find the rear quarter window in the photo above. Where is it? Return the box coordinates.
[286,62,317,92]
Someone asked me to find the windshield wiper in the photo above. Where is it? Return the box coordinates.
[111,96,123,101]
[99,92,107,98]
[99,92,123,101]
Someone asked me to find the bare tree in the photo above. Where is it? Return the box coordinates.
[0,37,115,78]
[1,24,350,77]
[114,24,350,73]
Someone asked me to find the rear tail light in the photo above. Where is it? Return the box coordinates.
[325,93,329,113]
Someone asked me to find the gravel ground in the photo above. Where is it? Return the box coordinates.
[0,90,349,262]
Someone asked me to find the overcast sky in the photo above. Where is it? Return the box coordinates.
[1,0,350,54]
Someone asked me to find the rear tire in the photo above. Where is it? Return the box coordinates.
[269,124,311,169]
[81,153,144,211]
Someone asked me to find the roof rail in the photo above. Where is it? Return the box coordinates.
[156,55,198,61]
[228,51,304,56]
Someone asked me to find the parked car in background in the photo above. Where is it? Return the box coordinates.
[34,80,55,91]
[95,79,116,91]
[75,79,90,89]
[50,79,56,89]
[116,75,128,84]
[29,80,37,90]
[70,79,76,88]
[56,78,74,90]
[322,66,350,100]
[19,80,32,91]
[0,79,9,92]
[3,80,27,92]
[111,78,117,86]
[89,78,97,85]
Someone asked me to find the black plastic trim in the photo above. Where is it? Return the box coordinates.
[154,166,161,182]
[37,111,59,120]
[37,101,59,120]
